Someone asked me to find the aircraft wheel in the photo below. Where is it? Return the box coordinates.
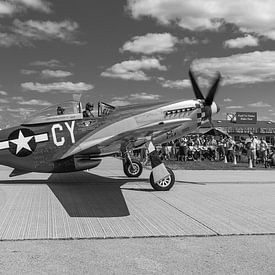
[123,160,143,177]
[150,167,175,191]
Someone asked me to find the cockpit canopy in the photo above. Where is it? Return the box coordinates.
[23,100,83,125]
[22,100,116,125]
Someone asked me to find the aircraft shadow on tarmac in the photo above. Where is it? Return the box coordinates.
[0,172,150,218]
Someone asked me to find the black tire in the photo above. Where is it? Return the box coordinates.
[123,160,143,177]
[150,167,175,191]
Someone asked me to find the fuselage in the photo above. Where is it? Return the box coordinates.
[0,99,219,173]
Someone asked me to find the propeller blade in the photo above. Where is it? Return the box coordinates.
[189,70,204,100]
[205,72,221,106]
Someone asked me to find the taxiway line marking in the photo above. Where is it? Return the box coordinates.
[152,193,220,236]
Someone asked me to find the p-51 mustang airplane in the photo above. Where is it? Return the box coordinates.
[0,70,220,191]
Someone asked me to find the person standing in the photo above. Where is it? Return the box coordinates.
[259,137,268,167]
[226,136,236,162]
[245,133,257,167]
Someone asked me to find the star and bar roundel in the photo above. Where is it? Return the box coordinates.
[0,128,48,157]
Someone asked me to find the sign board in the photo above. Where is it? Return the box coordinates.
[236,112,257,124]
[226,113,236,122]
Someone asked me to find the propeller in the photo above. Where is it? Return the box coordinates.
[189,69,221,127]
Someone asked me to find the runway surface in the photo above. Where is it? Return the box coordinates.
[0,157,274,240]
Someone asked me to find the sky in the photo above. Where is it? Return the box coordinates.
[1,0,275,127]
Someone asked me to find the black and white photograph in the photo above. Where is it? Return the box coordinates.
[0,0,274,274]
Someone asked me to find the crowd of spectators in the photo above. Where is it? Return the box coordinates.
[153,132,275,168]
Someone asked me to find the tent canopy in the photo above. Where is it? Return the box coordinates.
[197,127,229,137]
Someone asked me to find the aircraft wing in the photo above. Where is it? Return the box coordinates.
[60,117,192,159]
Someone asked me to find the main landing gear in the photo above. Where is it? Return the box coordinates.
[123,151,143,178]
[149,167,175,191]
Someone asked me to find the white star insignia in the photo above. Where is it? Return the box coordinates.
[10,130,33,154]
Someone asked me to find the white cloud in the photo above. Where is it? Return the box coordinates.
[12,19,80,44]
[0,98,9,103]
[30,59,63,68]
[12,96,23,100]
[13,0,52,13]
[224,35,259,49]
[0,19,81,47]
[18,99,51,106]
[108,100,131,107]
[160,79,191,89]
[121,33,178,54]
[101,57,167,81]
[21,69,37,75]
[224,98,232,102]
[0,2,14,16]
[0,91,8,96]
[21,82,94,93]
[41,69,73,78]
[0,0,51,16]
[248,101,271,107]
[182,37,198,45]
[129,92,161,100]
[191,51,275,85]
[127,0,275,40]
[110,92,161,106]
[226,105,244,109]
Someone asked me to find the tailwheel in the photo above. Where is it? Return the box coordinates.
[150,167,175,191]
[123,159,143,177]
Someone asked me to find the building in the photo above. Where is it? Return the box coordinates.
[200,111,275,145]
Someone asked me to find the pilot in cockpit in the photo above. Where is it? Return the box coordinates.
[57,106,65,115]
[83,102,94,117]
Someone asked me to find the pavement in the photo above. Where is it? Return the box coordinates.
[0,157,274,240]
[0,158,274,273]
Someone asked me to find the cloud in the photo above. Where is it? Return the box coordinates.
[13,0,52,13]
[101,57,167,81]
[191,51,275,85]
[21,82,94,93]
[110,92,161,106]
[226,105,244,109]
[0,0,51,16]
[21,69,37,75]
[224,98,232,102]
[41,69,73,78]
[160,79,191,89]
[129,92,161,100]
[182,37,199,45]
[0,19,81,47]
[121,33,179,54]
[0,1,14,16]
[13,19,80,44]
[0,91,8,96]
[127,0,275,40]
[18,99,52,106]
[8,107,34,116]
[248,101,271,107]
[224,35,259,49]
[30,59,63,68]
[0,98,9,103]
[108,100,131,107]
[12,96,23,100]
